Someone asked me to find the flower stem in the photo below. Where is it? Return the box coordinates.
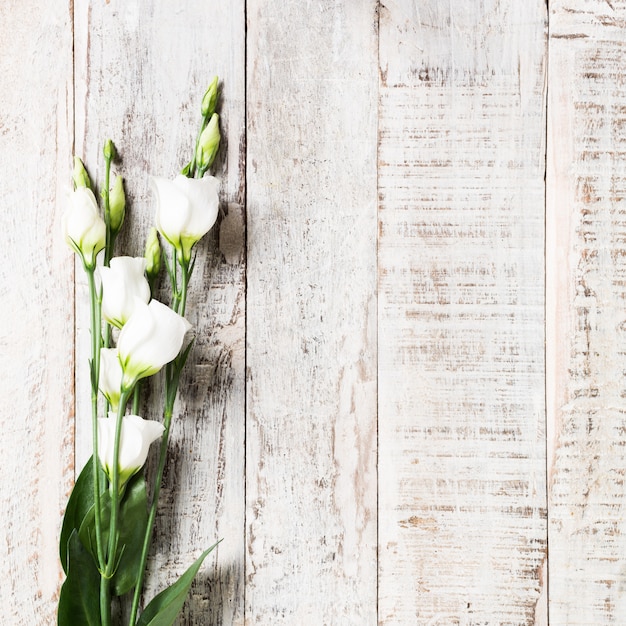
[105,388,132,571]
[100,575,111,626]
[101,387,131,626]
[86,267,111,626]
[86,268,106,571]
[103,146,116,267]
[178,260,189,317]
[132,381,141,415]
[128,393,175,626]
[128,251,192,625]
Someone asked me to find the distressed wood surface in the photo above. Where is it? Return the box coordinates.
[547,1,626,623]
[5,1,626,624]
[378,2,548,623]
[0,1,74,623]
[72,1,246,623]
[245,0,378,623]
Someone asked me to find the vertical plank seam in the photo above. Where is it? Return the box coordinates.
[375,2,381,624]
[243,0,249,622]
[544,1,551,623]
[70,0,77,482]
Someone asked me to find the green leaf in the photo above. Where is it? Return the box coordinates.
[78,472,149,596]
[136,542,220,626]
[111,474,149,595]
[60,456,105,573]
[57,530,101,626]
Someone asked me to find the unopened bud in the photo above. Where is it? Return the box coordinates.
[181,161,192,177]
[103,139,116,161]
[201,76,219,118]
[109,175,126,234]
[144,227,161,285]
[72,156,92,190]
[195,113,220,172]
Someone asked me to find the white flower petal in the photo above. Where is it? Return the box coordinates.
[100,256,150,328]
[152,174,219,261]
[173,175,219,238]
[62,187,106,265]
[118,300,192,388]
[99,348,123,409]
[97,413,165,488]
[152,176,191,248]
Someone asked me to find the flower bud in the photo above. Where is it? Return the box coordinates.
[201,76,219,118]
[72,156,92,190]
[118,299,192,390]
[62,187,106,268]
[99,256,151,329]
[99,348,123,410]
[103,139,116,161]
[152,174,219,263]
[180,161,192,177]
[144,227,161,285]
[109,175,126,234]
[195,113,220,172]
[98,413,165,491]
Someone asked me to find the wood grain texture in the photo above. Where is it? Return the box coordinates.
[73,1,246,623]
[245,1,379,623]
[9,2,626,624]
[378,2,548,623]
[547,1,626,623]
[0,1,74,623]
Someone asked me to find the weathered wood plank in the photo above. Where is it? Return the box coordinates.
[0,2,74,623]
[547,1,626,623]
[245,1,378,622]
[73,1,246,623]
[378,2,548,623]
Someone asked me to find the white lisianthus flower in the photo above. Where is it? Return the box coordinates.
[99,348,123,410]
[152,174,219,263]
[117,299,192,389]
[62,187,106,268]
[98,413,165,489]
[99,256,151,328]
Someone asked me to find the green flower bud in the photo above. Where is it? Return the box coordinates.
[144,227,161,284]
[201,76,219,118]
[181,161,192,177]
[72,156,92,190]
[103,138,116,161]
[195,113,220,172]
[109,175,126,234]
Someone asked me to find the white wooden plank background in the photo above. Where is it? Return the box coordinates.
[378,1,548,623]
[245,1,378,622]
[0,2,74,624]
[547,1,626,624]
[2,0,626,624]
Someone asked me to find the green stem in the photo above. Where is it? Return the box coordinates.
[132,381,141,415]
[188,115,209,178]
[104,389,132,577]
[86,267,111,626]
[100,386,131,626]
[100,575,111,626]
[128,251,192,625]
[128,392,176,626]
[86,268,106,571]
[178,260,189,317]
[103,150,115,267]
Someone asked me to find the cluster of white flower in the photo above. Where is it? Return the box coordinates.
[62,171,219,485]
[58,80,223,626]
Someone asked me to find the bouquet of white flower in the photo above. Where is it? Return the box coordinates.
[58,78,222,626]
